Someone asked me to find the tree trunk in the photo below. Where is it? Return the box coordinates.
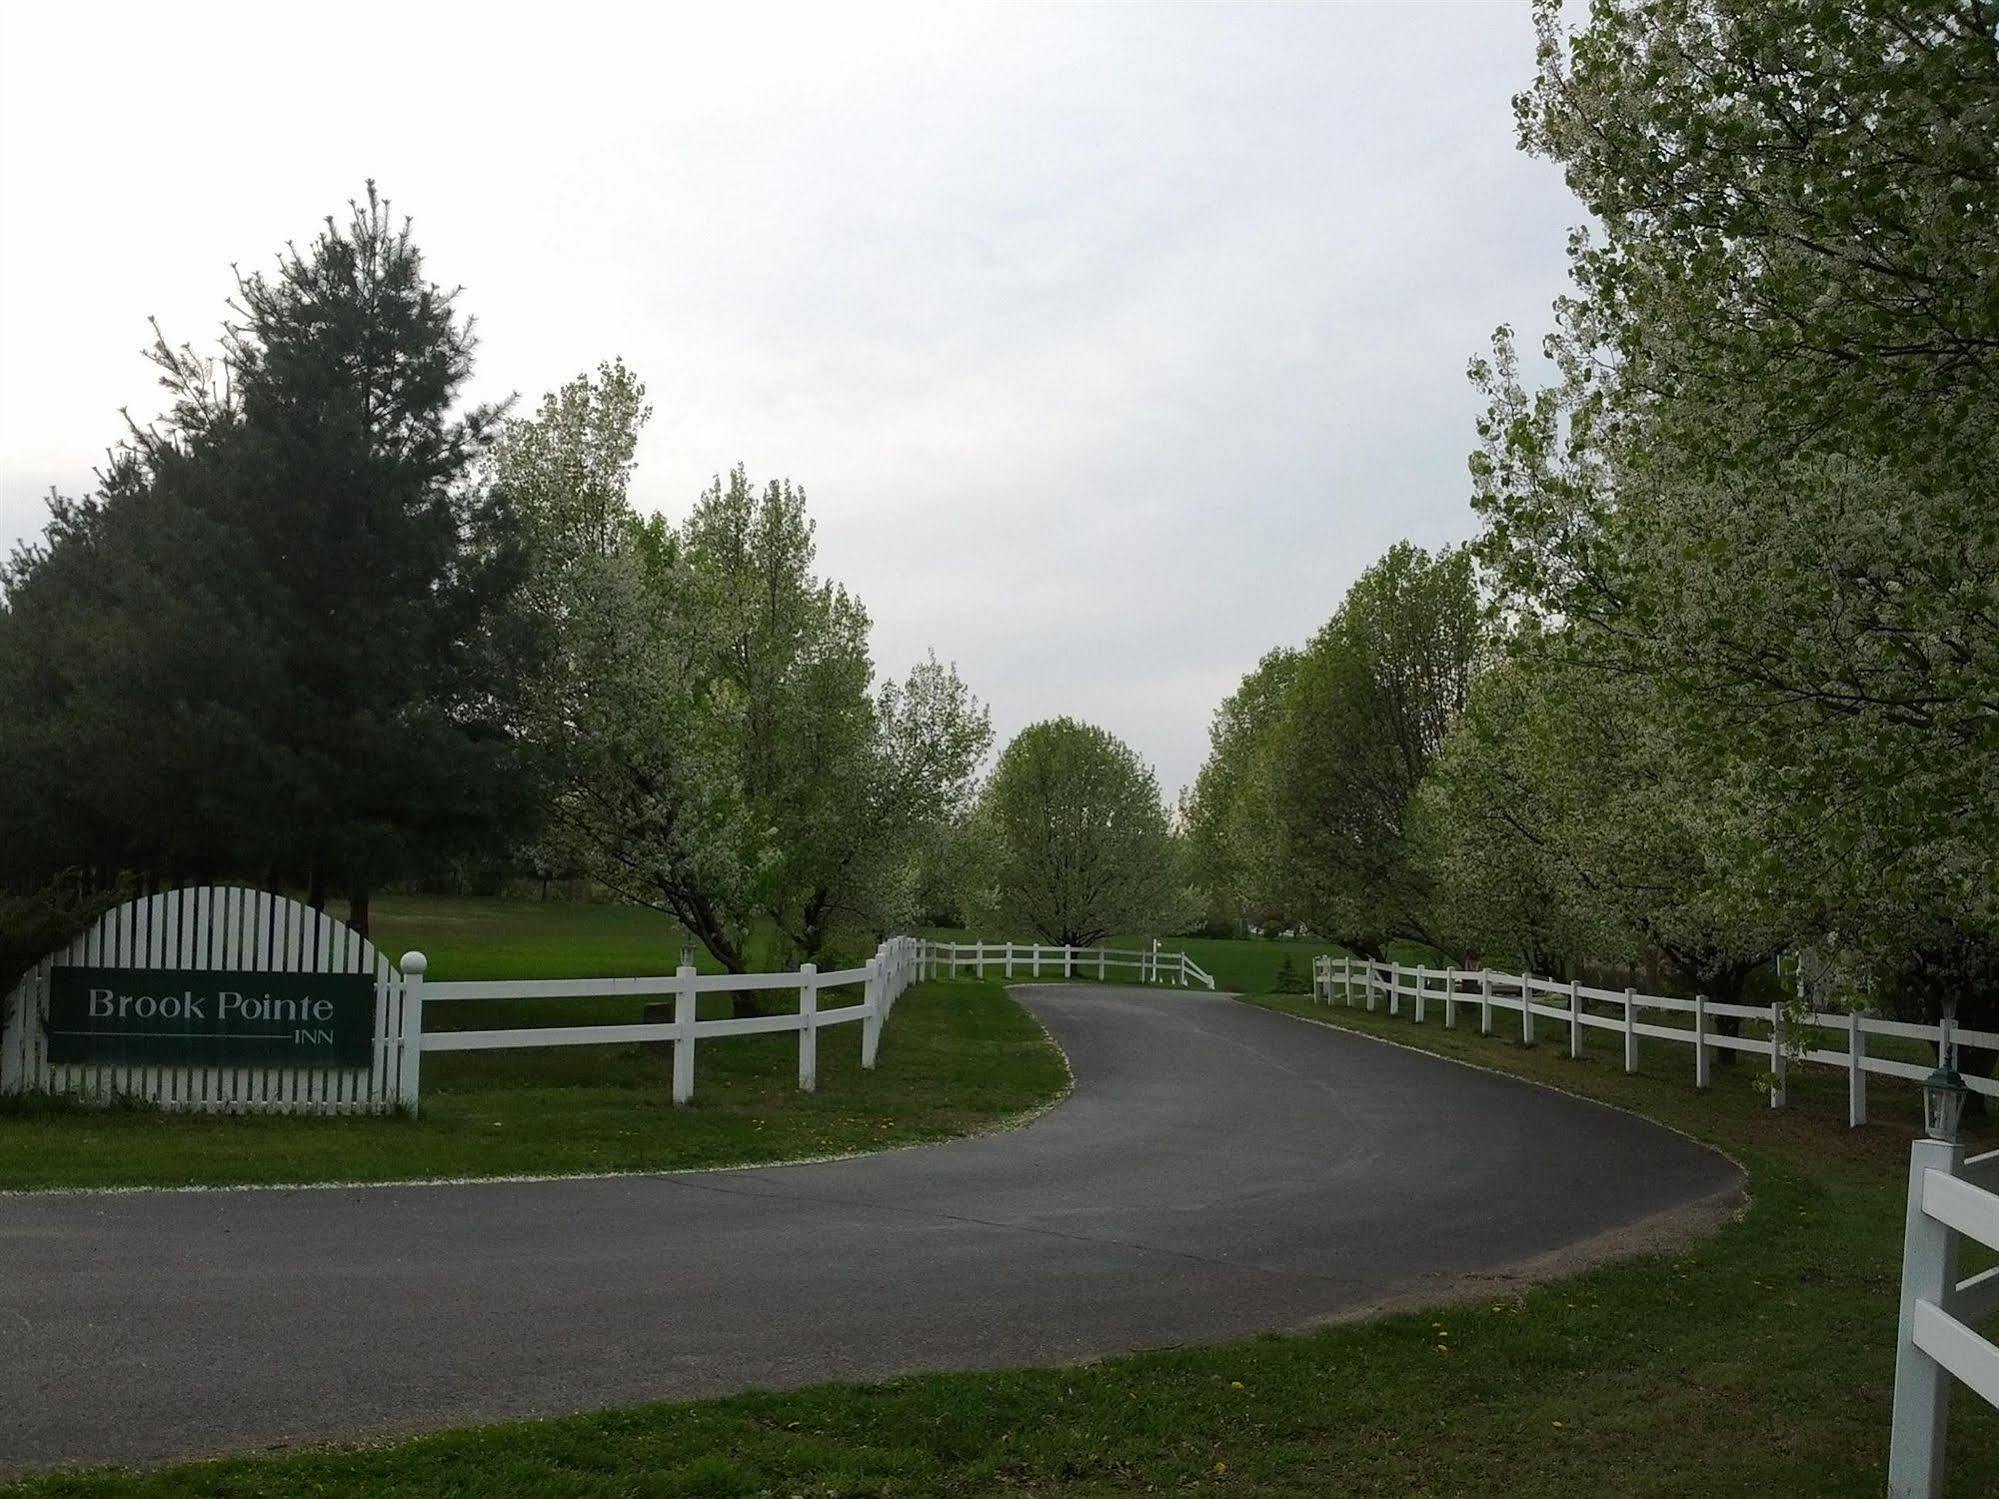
[1704,962,1758,1068]
[348,888,371,941]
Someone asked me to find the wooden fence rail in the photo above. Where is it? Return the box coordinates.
[1309,955,1999,1122]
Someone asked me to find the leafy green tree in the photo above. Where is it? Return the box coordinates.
[1474,1,1998,1008]
[670,467,877,963]
[495,358,652,615]
[491,359,656,894]
[531,455,988,980]
[535,535,755,970]
[848,653,994,937]
[1185,647,1298,934]
[1270,543,1487,956]
[1413,646,1790,1010]
[964,718,1184,948]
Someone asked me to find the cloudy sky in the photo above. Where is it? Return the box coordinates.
[0,1,1578,796]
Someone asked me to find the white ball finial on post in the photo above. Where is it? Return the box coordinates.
[397,951,428,1113]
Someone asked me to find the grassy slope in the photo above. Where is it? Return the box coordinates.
[369,896,798,980]
[12,980,1998,1496]
[0,973,1064,1190]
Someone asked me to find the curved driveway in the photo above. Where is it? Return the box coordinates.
[0,985,1739,1473]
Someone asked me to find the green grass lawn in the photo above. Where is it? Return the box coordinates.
[368,894,794,979]
[0,977,1064,1190]
[11,973,1997,1495]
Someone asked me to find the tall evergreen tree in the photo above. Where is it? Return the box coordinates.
[0,185,537,935]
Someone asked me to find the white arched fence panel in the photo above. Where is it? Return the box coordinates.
[0,886,413,1115]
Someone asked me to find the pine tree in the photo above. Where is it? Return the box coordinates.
[0,185,539,935]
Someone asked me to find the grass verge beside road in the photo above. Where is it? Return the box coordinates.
[10,984,1997,1495]
[0,980,1064,1190]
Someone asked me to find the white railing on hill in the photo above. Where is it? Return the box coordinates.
[1889,1141,1999,1497]
[406,935,925,1108]
[921,939,1215,991]
[1310,955,1999,1122]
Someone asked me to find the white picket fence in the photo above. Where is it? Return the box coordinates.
[1310,955,1999,1122]
[1889,1141,1999,1496]
[407,935,925,1107]
[922,939,1215,990]
[0,886,415,1114]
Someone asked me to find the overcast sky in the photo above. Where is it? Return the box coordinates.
[0,1,1578,797]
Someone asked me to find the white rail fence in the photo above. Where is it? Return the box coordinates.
[1889,1141,1999,1497]
[1310,955,1999,1122]
[0,897,929,1115]
[923,939,1215,990]
[405,935,926,1108]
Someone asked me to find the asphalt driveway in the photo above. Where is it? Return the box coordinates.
[0,984,1740,1473]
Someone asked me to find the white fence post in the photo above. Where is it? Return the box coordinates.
[1063,944,1073,979]
[1032,945,1042,979]
[977,944,987,979]
[861,958,882,1069]
[1569,978,1583,1059]
[797,963,819,1092]
[1414,965,1426,1024]
[1444,968,1456,1029]
[1389,964,1402,1018]
[396,951,427,1113]
[1887,1137,1966,1498]
[1769,1001,1787,1109]
[672,962,698,1104]
[1005,942,1015,978]
[1694,994,1711,1089]
[1480,968,1492,1034]
[1849,1010,1869,1127]
[1098,947,1107,981]
[1521,972,1535,1046]
[1623,986,1639,1073]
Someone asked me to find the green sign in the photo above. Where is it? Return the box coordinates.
[46,966,375,1069]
